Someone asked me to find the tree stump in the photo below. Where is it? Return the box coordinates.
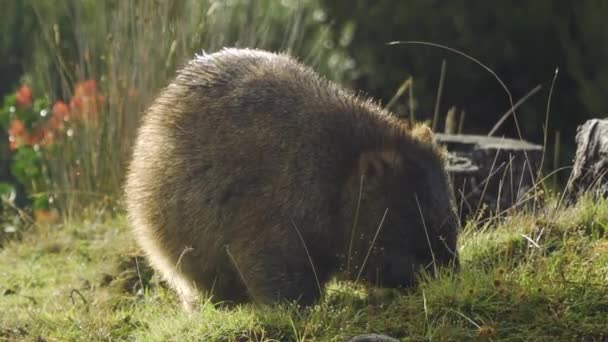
[566,119,608,202]
[434,133,544,221]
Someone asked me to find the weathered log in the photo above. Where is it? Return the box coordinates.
[434,133,544,221]
[566,119,608,202]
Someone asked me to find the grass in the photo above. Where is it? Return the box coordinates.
[1,196,607,341]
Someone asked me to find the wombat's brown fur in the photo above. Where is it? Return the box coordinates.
[125,48,459,310]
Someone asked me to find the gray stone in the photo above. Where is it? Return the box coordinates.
[347,333,400,342]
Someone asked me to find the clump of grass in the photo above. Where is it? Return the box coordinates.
[1,195,607,341]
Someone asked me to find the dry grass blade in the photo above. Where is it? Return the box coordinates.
[432,59,447,132]
[488,84,543,136]
[291,220,322,298]
[135,255,145,294]
[553,130,561,190]
[474,149,502,215]
[225,244,256,303]
[538,68,560,183]
[346,175,365,275]
[175,246,194,271]
[355,208,389,283]
[414,194,437,276]
[385,76,413,113]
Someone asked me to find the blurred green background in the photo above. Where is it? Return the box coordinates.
[1,0,607,217]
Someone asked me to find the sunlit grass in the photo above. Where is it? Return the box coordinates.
[1,196,607,341]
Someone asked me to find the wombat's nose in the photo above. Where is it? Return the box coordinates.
[381,261,416,288]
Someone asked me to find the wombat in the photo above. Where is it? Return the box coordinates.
[125,48,459,310]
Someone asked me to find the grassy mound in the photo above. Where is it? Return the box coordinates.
[1,197,607,341]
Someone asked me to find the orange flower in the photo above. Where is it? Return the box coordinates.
[40,129,54,147]
[8,119,25,137]
[70,96,83,118]
[34,208,60,224]
[15,85,32,109]
[70,80,101,122]
[8,119,27,150]
[82,80,96,96]
[74,80,97,98]
[25,133,40,146]
[50,101,70,130]
[52,101,69,118]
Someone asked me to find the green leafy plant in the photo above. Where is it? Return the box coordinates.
[0,81,104,223]
[0,85,50,210]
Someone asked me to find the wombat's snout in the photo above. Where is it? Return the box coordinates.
[381,259,418,288]
[380,218,459,289]
[382,246,458,288]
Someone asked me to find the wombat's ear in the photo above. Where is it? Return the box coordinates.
[412,123,434,144]
[358,149,403,185]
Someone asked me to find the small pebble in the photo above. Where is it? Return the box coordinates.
[347,333,400,342]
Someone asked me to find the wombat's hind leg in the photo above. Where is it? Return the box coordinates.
[142,245,201,312]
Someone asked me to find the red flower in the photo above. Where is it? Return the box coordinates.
[50,101,70,130]
[8,119,25,137]
[8,119,27,150]
[74,80,96,98]
[70,96,83,118]
[25,130,43,146]
[82,80,96,96]
[52,101,69,118]
[15,85,32,109]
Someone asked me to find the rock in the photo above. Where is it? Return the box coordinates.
[434,133,543,220]
[347,333,400,342]
[566,119,608,202]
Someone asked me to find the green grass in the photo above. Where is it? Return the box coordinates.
[1,197,608,341]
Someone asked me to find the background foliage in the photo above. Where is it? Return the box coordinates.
[1,0,608,218]
[321,0,608,169]
[0,0,350,223]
